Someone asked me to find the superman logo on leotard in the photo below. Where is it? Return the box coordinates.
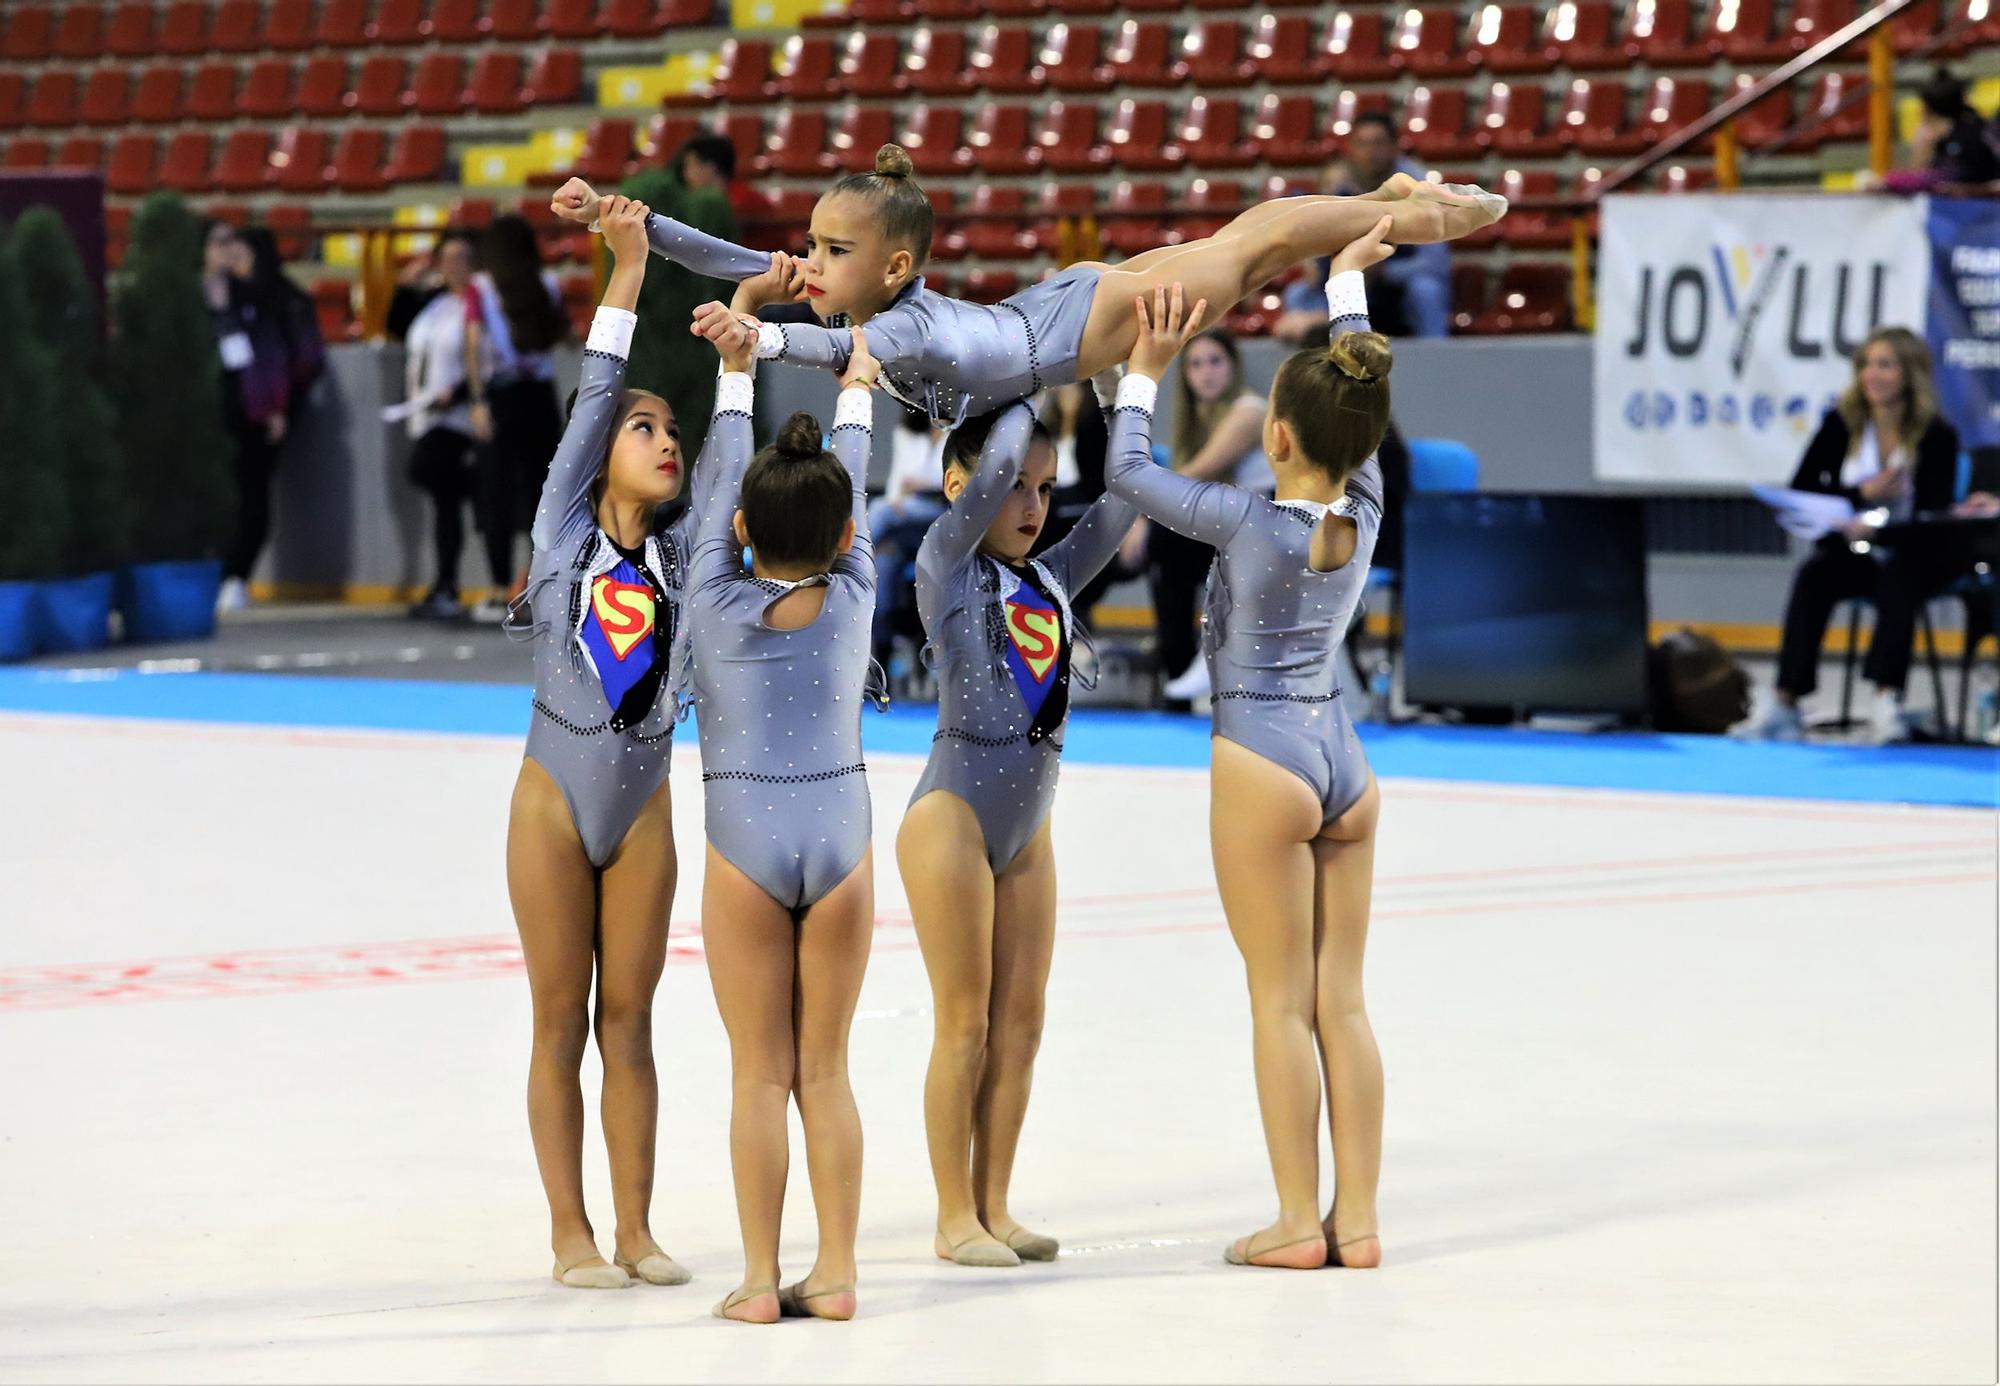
[581,564,660,713]
[1002,589,1063,720]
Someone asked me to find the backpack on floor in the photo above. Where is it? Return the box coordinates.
[1648,628,1751,734]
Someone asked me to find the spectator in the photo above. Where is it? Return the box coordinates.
[674,133,782,251]
[465,215,567,621]
[1870,68,2000,194]
[1137,328,1271,706]
[1273,120,1451,340]
[400,230,489,621]
[869,405,949,670]
[1741,327,1982,744]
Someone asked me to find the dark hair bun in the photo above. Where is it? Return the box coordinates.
[776,411,825,460]
[873,144,915,179]
[1327,331,1392,384]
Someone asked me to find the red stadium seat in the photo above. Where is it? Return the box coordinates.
[1472,264,1572,333]
[905,27,972,95]
[211,0,262,50]
[1466,4,1550,70]
[311,280,358,343]
[423,0,484,39]
[214,129,274,192]
[187,63,240,123]
[766,109,833,177]
[158,0,209,53]
[80,69,129,127]
[259,0,313,48]
[272,127,332,192]
[600,0,663,36]
[55,135,106,171]
[466,52,526,113]
[297,57,350,118]
[1031,183,1096,255]
[1543,0,1623,66]
[525,48,580,104]
[1476,81,1563,157]
[5,136,49,171]
[410,54,466,116]
[541,0,598,38]
[385,125,448,183]
[1176,19,1254,86]
[105,2,156,54]
[1558,78,1641,154]
[1099,20,1176,87]
[1623,0,1708,66]
[969,25,1042,94]
[1101,99,1178,171]
[1958,0,2000,42]
[913,0,982,19]
[1328,88,1394,140]
[0,73,21,128]
[557,117,636,182]
[262,202,311,260]
[965,102,1040,175]
[1492,170,1568,247]
[1176,177,1244,240]
[1324,11,1397,81]
[331,127,389,191]
[1786,71,1869,149]
[1255,93,1331,165]
[641,112,701,163]
[961,270,1020,305]
[241,60,295,120]
[53,3,103,58]
[805,0,906,26]
[987,0,1046,17]
[656,0,715,24]
[1657,162,1716,191]
[1393,7,1474,74]
[775,34,842,101]
[952,185,1037,259]
[841,32,905,97]
[900,104,967,174]
[1177,95,1256,168]
[1634,76,1710,148]
[3,7,53,61]
[25,73,78,129]
[827,104,899,172]
[160,131,214,193]
[1784,0,1860,51]
[316,0,370,46]
[702,37,776,104]
[1450,263,1487,333]
[1036,100,1110,172]
[1039,23,1111,91]
[1404,86,1482,160]
[1725,72,1793,148]
[370,0,426,44]
[351,56,411,116]
[1101,180,1168,256]
[1048,0,1114,14]
[130,65,184,124]
[484,0,543,39]
[1248,15,1325,84]
[106,133,159,194]
[1703,0,1785,59]
[717,113,765,176]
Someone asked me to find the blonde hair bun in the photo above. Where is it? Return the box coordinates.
[1326,331,1392,384]
[873,144,915,179]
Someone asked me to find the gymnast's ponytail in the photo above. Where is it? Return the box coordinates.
[1270,332,1394,482]
[742,412,852,568]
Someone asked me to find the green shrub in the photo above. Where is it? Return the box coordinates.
[0,226,64,582]
[618,172,739,466]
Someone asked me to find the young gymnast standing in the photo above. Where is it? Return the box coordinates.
[549,146,1500,426]
[1106,224,1399,1271]
[684,293,882,1324]
[898,380,1136,1268]
[505,197,693,1290]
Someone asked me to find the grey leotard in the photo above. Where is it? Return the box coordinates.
[908,403,1138,872]
[516,307,691,867]
[1104,273,1384,824]
[643,214,1100,427]
[686,373,880,910]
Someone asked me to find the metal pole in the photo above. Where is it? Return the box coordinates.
[1869,24,1894,177]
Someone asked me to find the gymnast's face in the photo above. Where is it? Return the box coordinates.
[803,194,915,323]
[949,435,1059,564]
[602,393,684,507]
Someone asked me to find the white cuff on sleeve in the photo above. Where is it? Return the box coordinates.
[1090,364,1125,414]
[586,306,637,358]
[754,321,786,360]
[715,370,754,416]
[1115,373,1158,415]
[834,386,874,431]
[1326,269,1369,323]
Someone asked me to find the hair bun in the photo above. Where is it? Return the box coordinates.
[873,144,915,179]
[776,411,825,460]
[1326,331,1392,384]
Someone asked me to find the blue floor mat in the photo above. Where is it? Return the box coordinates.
[1,668,1993,809]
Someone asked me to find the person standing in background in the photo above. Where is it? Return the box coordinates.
[868,405,949,671]
[401,230,489,620]
[466,215,568,622]
[674,134,781,252]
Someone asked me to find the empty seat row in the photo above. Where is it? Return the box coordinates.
[0,0,713,60]
[694,0,1979,104]
[0,126,450,194]
[0,50,580,129]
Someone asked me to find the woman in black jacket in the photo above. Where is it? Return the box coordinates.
[1746,327,1961,742]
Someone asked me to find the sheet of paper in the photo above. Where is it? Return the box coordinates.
[1751,485,1855,541]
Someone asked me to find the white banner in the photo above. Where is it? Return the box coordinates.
[1593,194,1930,486]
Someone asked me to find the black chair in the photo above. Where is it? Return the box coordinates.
[1948,449,2000,739]
[1828,597,1948,732]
